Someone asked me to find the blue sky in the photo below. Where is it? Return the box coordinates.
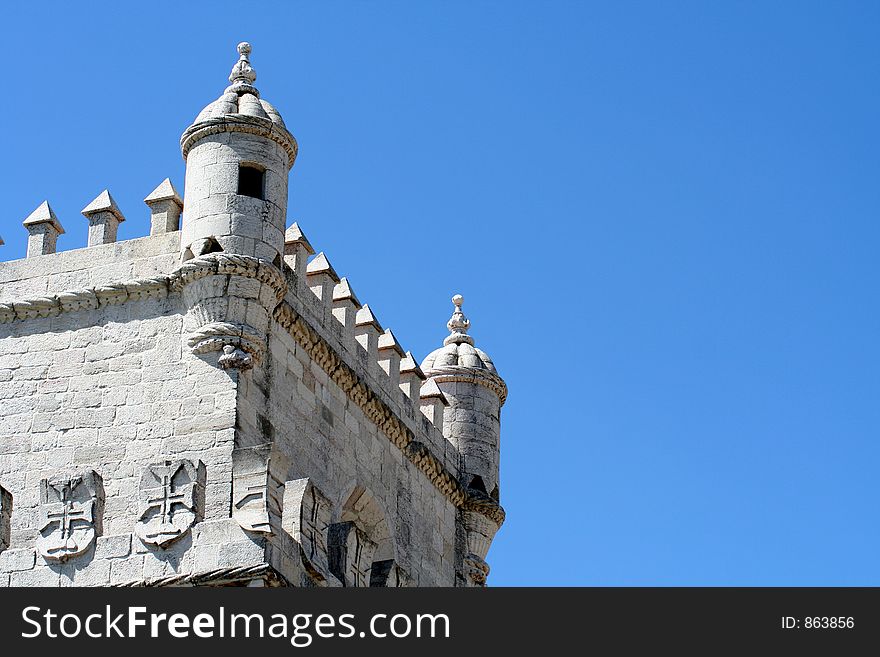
[4,1,879,585]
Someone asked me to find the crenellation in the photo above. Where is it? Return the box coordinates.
[399,351,427,402]
[283,222,314,278]
[419,379,448,431]
[377,328,405,392]
[0,42,505,588]
[305,252,340,306]
[354,304,382,364]
[82,190,126,246]
[22,201,64,257]
[331,276,360,341]
[144,178,184,235]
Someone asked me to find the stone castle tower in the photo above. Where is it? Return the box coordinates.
[0,43,507,587]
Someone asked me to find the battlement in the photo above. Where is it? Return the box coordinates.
[0,180,185,302]
[0,214,459,471]
[0,42,505,588]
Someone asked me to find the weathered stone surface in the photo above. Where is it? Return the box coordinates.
[22,201,64,257]
[328,521,377,588]
[36,469,103,562]
[135,460,204,548]
[144,178,183,236]
[0,486,10,551]
[0,43,507,588]
[283,478,331,581]
[0,547,35,572]
[231,445,279,535]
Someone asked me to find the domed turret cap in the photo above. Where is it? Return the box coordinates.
[181,42,297,165]
[421,295,506,404]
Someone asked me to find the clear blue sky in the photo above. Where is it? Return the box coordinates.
[4,2,879,585]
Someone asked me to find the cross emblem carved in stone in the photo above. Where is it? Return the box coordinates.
[42,477,92,555]
[136,460,200,548]
[36,470,101,562]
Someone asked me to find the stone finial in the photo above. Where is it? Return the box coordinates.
[144,178,183,235]
[378,328,404,357]
[306,252,339,279]
[284,222,315,278]
[355,304,381,330]
[23,201,65,257]
[227,41,259,95]
[82,190,125,246]
[444,293,474,346]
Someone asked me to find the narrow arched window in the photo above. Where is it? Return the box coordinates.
[238,164,264,199]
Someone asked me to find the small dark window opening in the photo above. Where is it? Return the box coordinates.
[238,165,264,199]
[195,237,223,256]
[468,475,488,495]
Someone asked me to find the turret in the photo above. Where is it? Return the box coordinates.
[180,42,297,265]
[421,295,507,586]
[174,43,292,372]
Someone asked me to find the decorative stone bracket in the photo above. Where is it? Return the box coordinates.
[172,253,287,371]
[459,505,501,587]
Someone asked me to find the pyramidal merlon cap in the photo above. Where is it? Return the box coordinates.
[356,304,382,329]
[82,190,125,221]
[23,201,64,233]
[333,277,360,304]
[144,178,183,206]
[306,252,339,280]
[378,328,405,355]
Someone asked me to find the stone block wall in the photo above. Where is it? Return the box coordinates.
[0,228,495,587]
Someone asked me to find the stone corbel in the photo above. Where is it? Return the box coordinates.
[462,553,490,587]
[459,507,501,587]
[171,253,287,371]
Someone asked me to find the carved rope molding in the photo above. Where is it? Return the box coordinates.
[115,563,286,587]
[273,302,506,527]
[0,255,506,527]
[0,253,287,324]
[180,115,299,167]
[421,367,509,407]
